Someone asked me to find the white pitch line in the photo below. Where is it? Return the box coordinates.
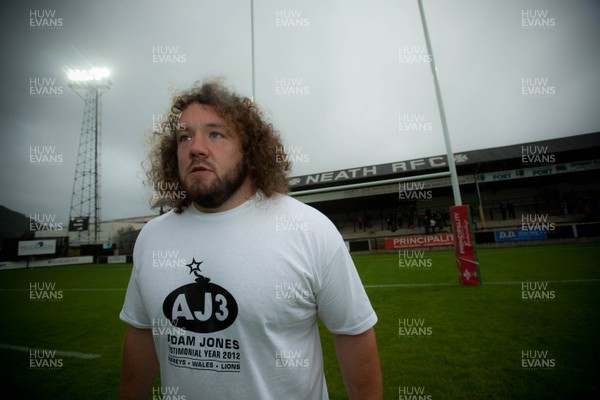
[364,278,600,289]
[0,343,101,359]
[365,282,456,288]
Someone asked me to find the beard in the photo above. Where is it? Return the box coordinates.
[181,159,249,210]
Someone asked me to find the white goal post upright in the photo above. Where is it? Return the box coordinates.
[417,0,462,206]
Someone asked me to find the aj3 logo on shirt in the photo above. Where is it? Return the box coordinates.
[162,258,238,333]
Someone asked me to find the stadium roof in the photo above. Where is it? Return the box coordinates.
[288,131,600,192]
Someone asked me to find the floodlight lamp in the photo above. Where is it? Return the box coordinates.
[68,67,110,82]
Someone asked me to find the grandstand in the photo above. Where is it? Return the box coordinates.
[290,131,600,250]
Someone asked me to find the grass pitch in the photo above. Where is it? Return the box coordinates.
[0,243,598,399]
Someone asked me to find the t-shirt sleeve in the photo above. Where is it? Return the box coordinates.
[119,263,152,329]
[316,242,378,335]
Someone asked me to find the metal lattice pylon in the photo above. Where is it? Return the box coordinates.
[68,75,111,245]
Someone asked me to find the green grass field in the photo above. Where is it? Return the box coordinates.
[0,243,598,399]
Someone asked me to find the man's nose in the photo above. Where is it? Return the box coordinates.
[188,133,209,158]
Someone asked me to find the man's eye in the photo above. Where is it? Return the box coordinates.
[178,134,191,143]
[209,131,224,139]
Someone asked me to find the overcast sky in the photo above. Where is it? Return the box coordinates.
[1,0,599,224]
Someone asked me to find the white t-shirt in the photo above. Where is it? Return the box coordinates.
[120,193,377,400]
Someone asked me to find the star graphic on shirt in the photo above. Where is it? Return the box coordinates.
[186,258,203,277]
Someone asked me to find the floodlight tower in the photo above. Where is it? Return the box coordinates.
[67,68,111,245]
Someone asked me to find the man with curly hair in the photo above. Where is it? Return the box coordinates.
[119,80,382,400]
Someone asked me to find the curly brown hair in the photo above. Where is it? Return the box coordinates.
[146,79,291,213]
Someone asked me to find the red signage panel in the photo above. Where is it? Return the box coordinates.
[449,205,481,285]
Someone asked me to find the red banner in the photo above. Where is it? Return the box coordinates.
[449,205,481,285]
[384,234,454,250]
